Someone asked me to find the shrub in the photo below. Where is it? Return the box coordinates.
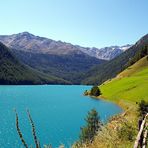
[79,109,102,143]
[90,86,101,96]
[118,122,136,141]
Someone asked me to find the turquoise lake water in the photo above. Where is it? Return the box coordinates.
[0,85,122,148]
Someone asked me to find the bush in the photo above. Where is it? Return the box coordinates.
[118,122,136,141]
[90,86,101,96]
[79,109,102,143]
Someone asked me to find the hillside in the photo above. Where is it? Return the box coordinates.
[77,57,148,148]
[12,49,105,84]
[82,34,148,85]
[0,42,69,85]
[87,57,148,148]
[100,56,148,103]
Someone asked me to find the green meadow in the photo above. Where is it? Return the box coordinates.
[74,56,148,148]
[100,56,148,104]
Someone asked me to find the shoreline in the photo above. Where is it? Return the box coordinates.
[81,94,139,147]
[86,94,125,111]
[86,93,138,111]
[86,94,139,124]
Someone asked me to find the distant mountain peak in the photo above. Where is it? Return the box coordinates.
[17,31,35,38]
[19,31,31,35]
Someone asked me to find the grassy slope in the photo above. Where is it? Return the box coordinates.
[100,56,148,104]
[73,56,148,148]
[92,56,148,148]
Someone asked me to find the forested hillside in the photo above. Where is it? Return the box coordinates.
[82,34,148,85]
[12,49,105,84]
[0,42,69,85]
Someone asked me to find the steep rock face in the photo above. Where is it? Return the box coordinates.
[0,32,130,60]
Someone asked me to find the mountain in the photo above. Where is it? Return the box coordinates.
[0,42,69,85]
[82,34,148,85]
[0,32,107,84]
[0,32,130,60]
[78,45,131,60]
[12,49,105,84]
[0,32,85,55]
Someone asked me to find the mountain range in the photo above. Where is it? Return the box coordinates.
[0,32,147,85]
[0,32,131,60]
[82,34,148,85]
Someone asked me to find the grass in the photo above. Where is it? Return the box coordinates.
[73,56,148,148]
[100,56,148,104]
[97,56,148,147]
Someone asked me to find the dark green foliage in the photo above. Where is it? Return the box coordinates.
[0,42,69,85]
[12,49,105,84]
[128,45,148,66]
[82,34,148,85]
[138,100,148,117]
[90,86,101,96]
[79,109,102,143]
[118,122,136,141]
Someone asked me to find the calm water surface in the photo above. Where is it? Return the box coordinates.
[0,85,122,148]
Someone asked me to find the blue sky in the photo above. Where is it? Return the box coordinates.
[0,0,148,47]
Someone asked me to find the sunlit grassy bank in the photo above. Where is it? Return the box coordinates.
[100,56,148,104]
[73,56,148,148]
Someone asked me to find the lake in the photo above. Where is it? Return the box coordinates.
[0,85,122,148]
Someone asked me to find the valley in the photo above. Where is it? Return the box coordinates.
[0,1,148,148]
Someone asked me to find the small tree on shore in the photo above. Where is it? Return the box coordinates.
[90,86,101,96]
[79,109,102,143]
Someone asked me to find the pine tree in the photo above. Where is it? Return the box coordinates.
[79,109,102,143]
